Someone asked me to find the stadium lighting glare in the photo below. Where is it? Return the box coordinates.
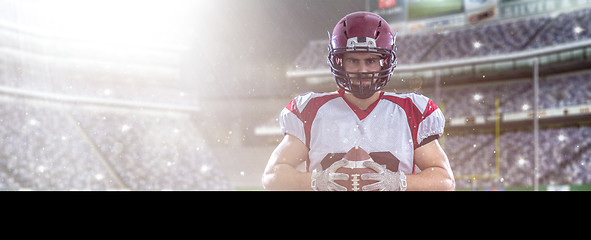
[473,41,482,49]
[521,103,530,111]
[517,158,528,166]
[574,26,584,34]
[473,93,483,101]
[121,124,131,132]
[200,164,211,173]
[26,0,195,48]
[29,119,39,126]
[95,173,105,181]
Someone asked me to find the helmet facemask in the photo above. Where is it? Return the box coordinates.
[328,34,397,99]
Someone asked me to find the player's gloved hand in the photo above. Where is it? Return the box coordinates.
[310,159,350,191]
[360,161,407,191]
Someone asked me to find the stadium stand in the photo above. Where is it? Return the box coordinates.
[0,93,231,190]
[0,100,120,190]
[448,126,591,189]
[290,7,591,71]
[431,72,591,119]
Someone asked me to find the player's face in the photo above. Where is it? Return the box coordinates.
[342,52,383,87]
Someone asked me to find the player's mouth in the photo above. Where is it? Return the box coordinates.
[350,77,374,87]
[356,81,372,87]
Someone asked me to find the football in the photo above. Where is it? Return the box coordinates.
[334,146,379,191]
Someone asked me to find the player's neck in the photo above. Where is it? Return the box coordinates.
[343,91,381,111]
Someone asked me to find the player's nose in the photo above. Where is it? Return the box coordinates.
[358,62,370,72]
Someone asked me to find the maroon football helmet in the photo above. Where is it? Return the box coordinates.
[328,11,397,99]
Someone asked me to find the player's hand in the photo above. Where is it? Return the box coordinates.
[360,161,407,191]
[311,159,350,191]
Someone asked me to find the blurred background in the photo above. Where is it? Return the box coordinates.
[0,0,589,191]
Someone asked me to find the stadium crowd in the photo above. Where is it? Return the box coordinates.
[447,126,591,189]
[430,72,591,119]
[291,8,591,70]
[0,100,231,190]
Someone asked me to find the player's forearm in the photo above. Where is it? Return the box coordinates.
[405,167,455,191]
[262,164,313,191]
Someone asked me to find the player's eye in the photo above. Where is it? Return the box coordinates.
[366,58,377,65]
[344,59,359,65]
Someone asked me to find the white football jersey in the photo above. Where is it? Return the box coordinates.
[279,89,445,174]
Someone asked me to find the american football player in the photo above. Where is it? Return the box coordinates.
[262,11,454,191]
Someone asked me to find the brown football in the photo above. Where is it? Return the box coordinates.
[334,146,379,191]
